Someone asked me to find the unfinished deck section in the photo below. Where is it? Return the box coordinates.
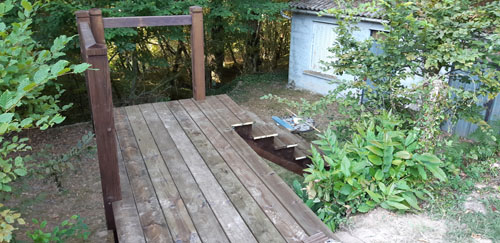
[112,96,335,242]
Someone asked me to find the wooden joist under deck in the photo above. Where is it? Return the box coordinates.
[112,95,337,243]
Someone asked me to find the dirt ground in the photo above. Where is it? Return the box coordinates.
[6,122,113,242]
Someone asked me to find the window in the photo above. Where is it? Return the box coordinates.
[310,22,338,76]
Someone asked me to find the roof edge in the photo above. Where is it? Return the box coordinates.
[291,9,386,24]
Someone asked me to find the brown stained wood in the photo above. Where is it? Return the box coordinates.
[126,106,201,243]
[190,6,205,101]
[89,9,106,44]
[168,100,287,243]
[215,95,254,125]
[139,103,229,243]
[180,99,312,242]
[152,102,256,243]
[205,96,276,139]
[85,43,120,230]
[192,98,337,240]
[112,135,146,243]
[114,108,173,242]
[103,15,192,28]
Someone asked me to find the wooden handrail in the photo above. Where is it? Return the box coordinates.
[103,15,192,28]
[75,6,206,233]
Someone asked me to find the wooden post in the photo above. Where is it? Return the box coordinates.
[85,8,121,231]
[190,6,205,101]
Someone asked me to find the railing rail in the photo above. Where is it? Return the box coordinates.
[75,6,206,232]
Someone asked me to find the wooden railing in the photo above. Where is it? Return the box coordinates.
[75,6,205,231]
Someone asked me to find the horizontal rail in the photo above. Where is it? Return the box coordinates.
[103,15,192,28]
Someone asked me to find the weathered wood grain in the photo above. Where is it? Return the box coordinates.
[127,105,201,243]
[153,102,256,242]
[190,6,205,101]
[84,8,121,230]
[112,135,146,243]
[168,100,287,243]
[140,103,229,243]
[180,99,311,242]
[192,99,337,240]
[115,108,173,242]
[103,15,192,28]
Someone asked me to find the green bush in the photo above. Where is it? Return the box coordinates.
[0,0,89,240]
[27,215,90,243]
[304,111,446,230]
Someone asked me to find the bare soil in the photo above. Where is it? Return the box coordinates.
[6,122,113,242]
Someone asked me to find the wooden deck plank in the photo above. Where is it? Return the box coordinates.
[191,100,336,239]
[180,99,311,242]
[139,103,229,243]
[152,102,257,243]
[114,107,173,242]
[168,100,288,243]
[126,105,201,243]
[112,135,146,243]
[206,96,243,127]
[216,95,253,125]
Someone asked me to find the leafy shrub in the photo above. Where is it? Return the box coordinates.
[303,112,446,230]
[0,0,89,240]
[0,203,24,242]
[27,215,90,243]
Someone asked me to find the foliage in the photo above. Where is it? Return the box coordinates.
[303,112,446,230]
[0,0,89,240]
[27,215,90,243]
[31,0,290,108]
[31,131,95,190]
[0,203,24,242]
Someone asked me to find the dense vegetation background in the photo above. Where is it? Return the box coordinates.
[30,0,291,123]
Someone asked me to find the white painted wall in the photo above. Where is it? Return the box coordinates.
[289,10,385,95]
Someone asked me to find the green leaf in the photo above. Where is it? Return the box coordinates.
[340,156,351,177]
[357,203,373,213]
[423,163,447,182]
[72,63,91,74]
[34,65,50,84]
[368,154,382,165]
[0,113,14,123]
[366,145,383,156]
[417,165,427,180]
[14,168,27,176]
[365,189,381,203]
[374,169,383,180]
[385,200,410,210]
[340,184,352,195]
[402,192,421,210]
[415,153,441,164]
[21,0,32,12]
[394,151,411,159]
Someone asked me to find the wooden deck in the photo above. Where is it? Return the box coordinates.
[111,95,336,242]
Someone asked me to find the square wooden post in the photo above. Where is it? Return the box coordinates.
[190,6,205,101]
[77,8,121,231]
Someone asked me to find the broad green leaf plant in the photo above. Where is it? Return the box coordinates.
[0,0,89,241]
[305,111,446,230]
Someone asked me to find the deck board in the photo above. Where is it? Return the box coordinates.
[142,103,229,242]
[112,96,336,243]
[153,102,257,243]
[168,100,286,243]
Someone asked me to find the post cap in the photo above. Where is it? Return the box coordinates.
[75,10,90,18]
[89,8,102,16]
[189,6,203,13]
